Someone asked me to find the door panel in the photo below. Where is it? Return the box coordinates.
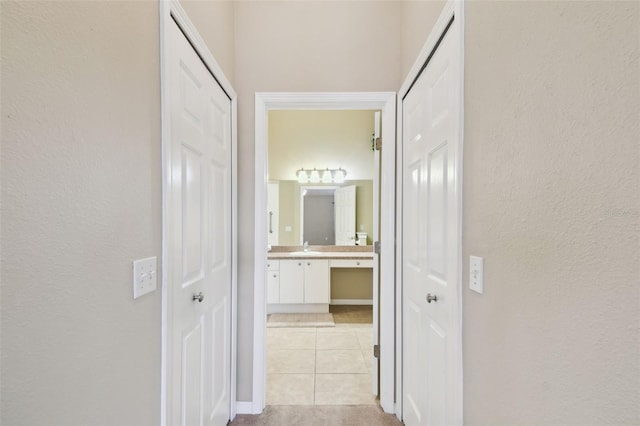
[168,19,232,426]
[427,146,447,277]
[334,185,356,245]
[402,22,461,426]
[211,162,227,268]
[182,323,203,426]
[182,147,204,285]
[208,298,228,421]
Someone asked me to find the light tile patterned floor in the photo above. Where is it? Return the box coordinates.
[267,324,376,406]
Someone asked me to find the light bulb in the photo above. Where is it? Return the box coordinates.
[321,168,332,183]
[309,168,320,183]
[297,168,308,183]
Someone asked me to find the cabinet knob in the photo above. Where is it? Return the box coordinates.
[298,262,302,266]
[356,261,360,266]
[307,262,311,266]
[273,274,277,278]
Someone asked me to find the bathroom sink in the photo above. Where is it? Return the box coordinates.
[289,251,322,256]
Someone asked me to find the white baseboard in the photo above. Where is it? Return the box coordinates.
[235,401,253,414]
[330,299,373,305]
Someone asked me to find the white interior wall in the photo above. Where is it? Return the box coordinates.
[0,1,234,424]
[460,2,639,422]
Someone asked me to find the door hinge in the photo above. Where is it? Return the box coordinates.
[373,344,380,359]
[374,241,381,255]
[375,137,382,151]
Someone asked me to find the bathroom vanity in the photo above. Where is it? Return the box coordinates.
[266,246,374,314]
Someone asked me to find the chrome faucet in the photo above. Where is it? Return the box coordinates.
[303,241,309,252]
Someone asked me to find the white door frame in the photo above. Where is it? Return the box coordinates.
[253,92,396,414]
[159,1,238,423]
[396,0,464,421]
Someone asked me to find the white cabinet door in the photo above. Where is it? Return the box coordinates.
[267,271,280,304]
[267,260,280,303]
[279,260,304,303]
[304,259,329,303]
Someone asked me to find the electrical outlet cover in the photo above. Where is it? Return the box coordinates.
[133,256,157,299]
[469,256,483,294]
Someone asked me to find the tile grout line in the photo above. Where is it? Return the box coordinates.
[313,327,318,405]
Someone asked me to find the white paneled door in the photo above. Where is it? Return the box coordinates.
[334,185,356,245]
[402,21,462,426]
[167,19,232,426]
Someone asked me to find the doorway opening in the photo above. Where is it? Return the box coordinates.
[253,92,396,415]
[266,110,377,406]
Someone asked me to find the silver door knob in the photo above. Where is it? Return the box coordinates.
[426,293,438,303]
[193,292,204,303]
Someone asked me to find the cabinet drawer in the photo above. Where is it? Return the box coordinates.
[330,259,373,268]
[267,260,280,271]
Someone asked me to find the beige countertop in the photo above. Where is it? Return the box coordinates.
[267,252,374,260]
[267,245,374,260]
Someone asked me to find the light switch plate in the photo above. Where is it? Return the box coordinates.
[470,256,483,294]
[133,256,157,299]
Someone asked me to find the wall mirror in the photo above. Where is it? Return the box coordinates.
[267,110,377,247]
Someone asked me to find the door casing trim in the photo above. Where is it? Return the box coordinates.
[159,1,238,424]
[253,92,397,414]
[396,0,465,421]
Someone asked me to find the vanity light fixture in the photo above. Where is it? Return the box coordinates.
[297,169,308,183]
[309,168,320,183]
[321,168,332,183]
[295,167,347,184]
[333,168,346,183]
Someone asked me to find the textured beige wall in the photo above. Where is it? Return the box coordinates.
[181,0,235,84]
[268,110,375,181]
[0,1,234,424]
[234,0,401,400]
[354,180,374,246]
[400,0,446,78]
[277,180,297,245]
[460,2,640,424]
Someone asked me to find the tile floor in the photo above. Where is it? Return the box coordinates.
[330,305,374,324]
[267,323,375,406]
[230,404,403,426]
